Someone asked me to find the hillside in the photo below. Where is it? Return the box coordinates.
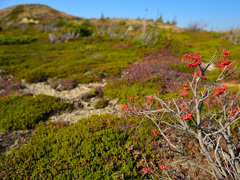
[0,4,182,32]
[0,4,76,27]
[0,3,240,179]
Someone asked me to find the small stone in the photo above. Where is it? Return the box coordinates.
[0,69,6,74]
[109,98,119,106]
[84,70,92,75]
[126,26,134,31]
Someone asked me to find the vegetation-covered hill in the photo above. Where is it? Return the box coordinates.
[0,4,76,27]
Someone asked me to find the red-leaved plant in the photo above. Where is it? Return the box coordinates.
[124,49,240,179]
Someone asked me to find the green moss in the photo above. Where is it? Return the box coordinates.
[0,36,144,84]
[0,94,69,132]
[94,99,108,109]
[104,79,167,104]
[25,69,49,83]
[91,89,97,96]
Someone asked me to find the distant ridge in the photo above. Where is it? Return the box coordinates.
[0,4,76,27]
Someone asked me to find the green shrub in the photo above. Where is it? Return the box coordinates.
[94,98,108,109]
[0,94,69,131]
[28,22,36,26]
[118,20,126,26]
[0,36,37,45]
[104,79,163,104]
[55,19,67,27]
[81,19,92,27]
[25,69,49,83]
[91,89,97,96]
[71,74,100,84]
[70,25,93,37]
[0,115,143,179]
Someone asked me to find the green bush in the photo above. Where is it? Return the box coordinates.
[94,98,108,109]
[25,69,49,83]
[81,19,92,27]
[71,74,101,84]
[70,25,93,37]
[104,79,163,104]
[0,115,144,179]
[55,19,67,27]
[0,94,69,131]
[0,36,37,45]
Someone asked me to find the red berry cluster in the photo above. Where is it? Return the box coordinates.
[221,50,231,57]
[213,86,227,97]
[181,84,190,97]
[152,129,158,136]
[160,165,168,169]
[229,108,239,118]
[183,52,202,67]
[217,51,233,70]
[123,104,133,111]
[147,94,154,104]
[181,103,185,109]
[180,111,193,120]
[192,70,207,80]
[143,168,151,174]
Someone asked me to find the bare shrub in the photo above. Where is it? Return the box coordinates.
[48,31,79,43]
[228,29,240,45]
[124,49,240,179]
[188,20,209,31]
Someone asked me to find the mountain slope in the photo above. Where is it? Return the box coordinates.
[0,4,76,27]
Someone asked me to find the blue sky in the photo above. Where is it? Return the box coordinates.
[0,0,240,31]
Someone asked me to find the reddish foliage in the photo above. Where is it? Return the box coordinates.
[122,50,192,93]
[113,42,132,49]
[50,78,77,91]
[0,77,25,97]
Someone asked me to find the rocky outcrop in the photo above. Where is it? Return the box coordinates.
[19,81,122,123]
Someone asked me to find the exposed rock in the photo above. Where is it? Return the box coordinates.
[19,81,122,123]
[126,25,134,31]
[201,62,216,71]
[0,129,34,154]
[84,70,92,75]
[0,70,6,74]
[20,17,40,24]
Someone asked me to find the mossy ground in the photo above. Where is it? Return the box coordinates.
[0,94,70,132]
[0,20,240,178]
[0,114,158,179]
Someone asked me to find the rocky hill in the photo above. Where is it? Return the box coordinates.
[0,4,76,27]
[0,4,183,31]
